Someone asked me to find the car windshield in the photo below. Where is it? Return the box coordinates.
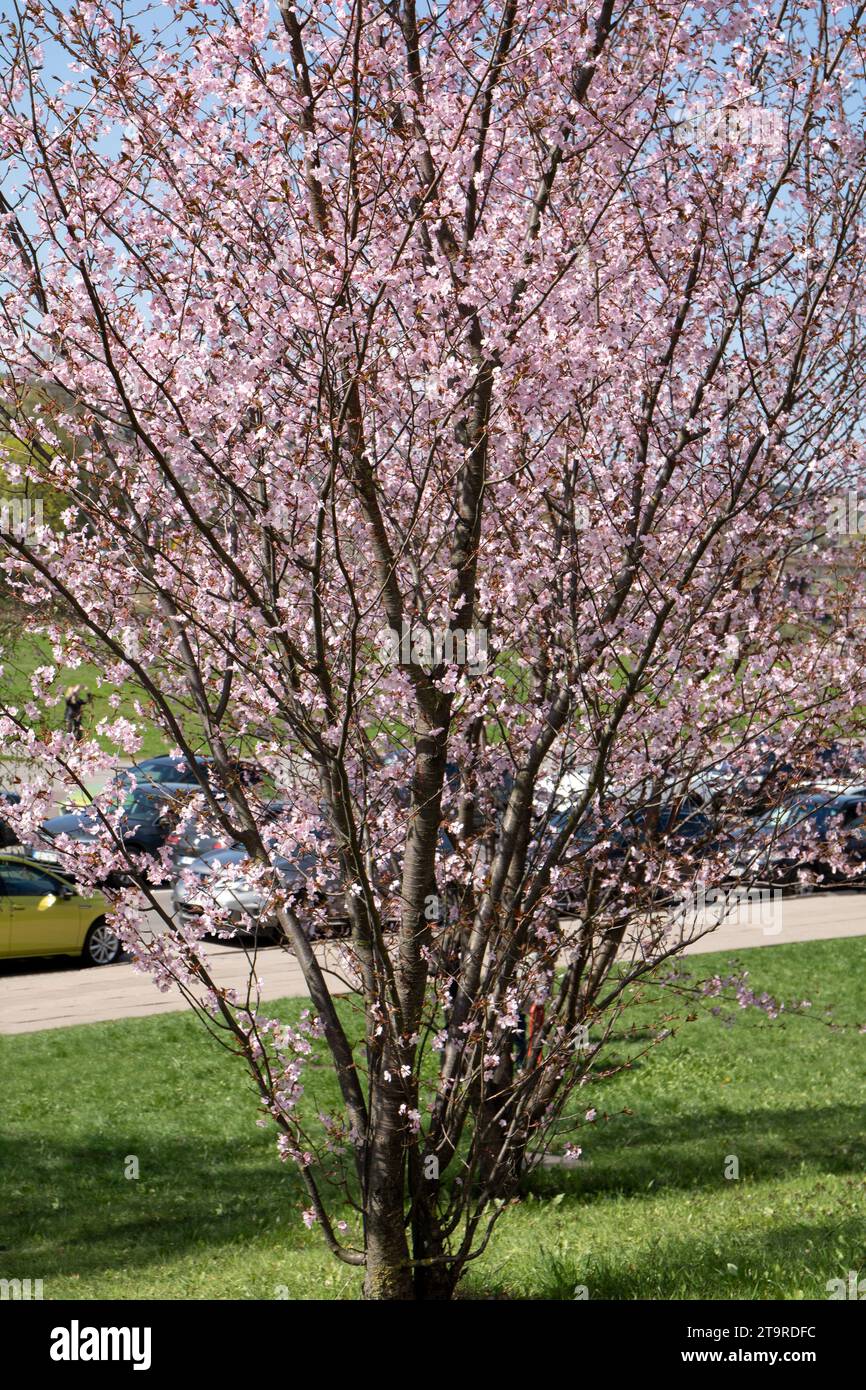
[136,762,202,785]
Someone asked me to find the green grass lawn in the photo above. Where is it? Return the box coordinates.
[0,632,162,760]
[0,625,203,762]
[2,936,865,1300]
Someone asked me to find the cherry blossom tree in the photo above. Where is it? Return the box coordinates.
[2,0,866,1298]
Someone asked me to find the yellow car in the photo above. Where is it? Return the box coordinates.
[0,854,120,966]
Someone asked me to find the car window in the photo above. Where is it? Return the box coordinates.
[808,805,847,831]
[0,812,19,845]
[128,761,205,787]
[0,863,64,896]
[150,764,199,784]
[774,800,854,833]
[773,799,822,829]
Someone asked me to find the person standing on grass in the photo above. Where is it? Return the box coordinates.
[63,684,91,740]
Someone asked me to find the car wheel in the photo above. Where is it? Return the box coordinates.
[82,917,121,966]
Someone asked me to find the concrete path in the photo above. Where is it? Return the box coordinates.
[0,941,357,1034]
[1,888,865,1035]
[677,886,866,952]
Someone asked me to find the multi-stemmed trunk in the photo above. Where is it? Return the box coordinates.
[362,1096,464,1299]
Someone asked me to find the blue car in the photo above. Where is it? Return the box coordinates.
[37,786,181,886]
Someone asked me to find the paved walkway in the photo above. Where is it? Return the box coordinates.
[1,889,864,1035]
[663,886,866,953]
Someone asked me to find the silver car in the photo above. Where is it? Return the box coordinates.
[172,846,348,941]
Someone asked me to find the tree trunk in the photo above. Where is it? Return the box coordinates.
[410,1184,460,1300]
[363,1221,414,1300]
[474,1045,524,1199]
[362,1072,414,1300]
[363,1150,413,1298]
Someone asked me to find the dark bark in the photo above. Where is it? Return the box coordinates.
[362,1043,414,1300]
[410,1185,460,1300]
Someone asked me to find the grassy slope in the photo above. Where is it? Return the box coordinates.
[1,936,865,1300]
[0,628,202,761]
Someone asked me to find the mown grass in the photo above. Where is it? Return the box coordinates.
[0,626,202,761]
[1,935,865,1299]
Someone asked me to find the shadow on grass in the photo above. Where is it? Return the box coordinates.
[484,1209,866,1299]
[5,1102,864,1283]
[529,1102,866,1199]
[0,1132,319,1277]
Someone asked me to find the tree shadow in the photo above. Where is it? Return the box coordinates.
[528,1102,866,1199]
[508,1211,866,1300]
[0,1131,318,1279]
